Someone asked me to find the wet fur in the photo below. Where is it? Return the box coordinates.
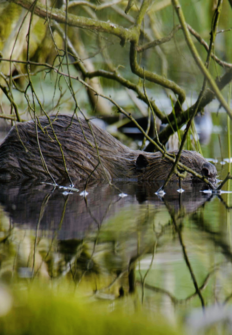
[0,115,217,183]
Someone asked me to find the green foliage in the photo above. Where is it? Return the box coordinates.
[0,286,182,335]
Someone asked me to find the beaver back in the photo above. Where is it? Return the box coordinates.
[0,115,217,183]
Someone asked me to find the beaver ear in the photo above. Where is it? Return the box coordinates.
[136,154,149,170]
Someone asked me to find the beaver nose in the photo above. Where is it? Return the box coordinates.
[201,162,217,179]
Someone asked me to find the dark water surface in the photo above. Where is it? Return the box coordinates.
[0,177,232,305]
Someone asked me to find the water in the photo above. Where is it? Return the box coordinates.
[0,179,231,297]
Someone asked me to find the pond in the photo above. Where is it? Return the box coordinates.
[0,111,232,335]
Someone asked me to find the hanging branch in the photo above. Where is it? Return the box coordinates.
[171,0,232,119]
[8,0,186,111]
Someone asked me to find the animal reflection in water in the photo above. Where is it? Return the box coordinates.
[0,181,222,298]
[0,115,217,183]
[0,181,214,240]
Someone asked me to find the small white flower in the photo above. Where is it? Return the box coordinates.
[177,188,185,193]
[80,190,89,197]
[155,190,166,197]
[119,193,128,198]
[62,191,73,196]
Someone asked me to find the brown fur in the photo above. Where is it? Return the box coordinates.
[0,115,217,183]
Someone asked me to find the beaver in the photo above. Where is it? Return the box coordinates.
[0,115,217,184]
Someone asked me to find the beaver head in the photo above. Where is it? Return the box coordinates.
[135,150,217,183]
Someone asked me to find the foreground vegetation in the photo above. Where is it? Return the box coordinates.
[0,285,182,335]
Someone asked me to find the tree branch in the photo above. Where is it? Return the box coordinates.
[8,0,136,42]
[145,67,232,151]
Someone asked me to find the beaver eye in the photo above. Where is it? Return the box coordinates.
[135,154,148,171]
